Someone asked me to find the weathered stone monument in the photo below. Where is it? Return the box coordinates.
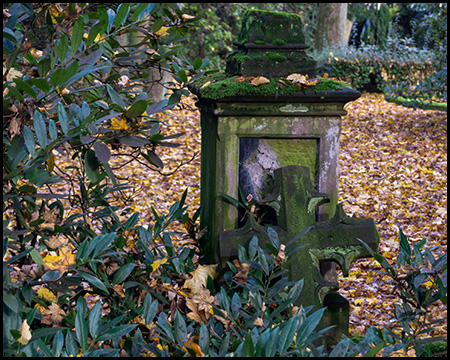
[189,9,379,345]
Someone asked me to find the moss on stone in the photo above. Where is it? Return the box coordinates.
[272,38,287,45]
[189,72,350,100]
[265,52,287,62]
[238,9,305,45]
[232,54,251,63]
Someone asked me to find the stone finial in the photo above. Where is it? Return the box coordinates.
[226,9,317,77]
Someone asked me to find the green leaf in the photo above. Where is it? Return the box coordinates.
[84,149,101,184]
[279,316,298,355]
[125,99,148,118]
[106,84,126,110]
[3,292,19,313]
[65,330,79,357]
[58,102,69,134]
[267,226,280,251]
[174,310,187,346]
[69,103,83,126]
[30,78,50,93]
[34,110,48,147]
[75,296,88,350]
[113,263,135,284]
[93,141,111,164]
[89,301,102,338]
[142,150,164,168]
[96,324,137,343]
[71,16,84,52]
[56,33,69,61]
[329,338,350,357]
[115,4,130,29]
[13,78,37,99]
[131,328,144,357]
[131,3,150,22]
[144,295,158,325]
[23,125,36,156]
[119,135,150,147]
[86,21,105,47]
[52,330,64,357]
[193,57,202,70]
[177,70,188,83]
[50,68,67,88]
[77,270,109,294]
[48,119,58,141]
[242,331,255,357]
[198,323,209,354]
[86,232,117,259]
[399,228,411,257]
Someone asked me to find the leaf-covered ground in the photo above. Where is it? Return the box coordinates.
[60,92,447,338]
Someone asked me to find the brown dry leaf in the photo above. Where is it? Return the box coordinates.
[233,262,251,284]
[250,76,270,86]
[17,319,32,345]
[183,340,205,357]
[234,76,247,82]
[253,317,264,327]
[19,264,42,280]
[41,302,66,325]
[42,247,76,272]
[274,244,286,266]
[286,73,307,85]
[113,284,126,298]
[44,235,68,249]
[183,264,219,295]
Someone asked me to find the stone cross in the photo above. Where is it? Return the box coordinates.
[219,165,379,342]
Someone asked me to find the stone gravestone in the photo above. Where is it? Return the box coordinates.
[189,9,380,345]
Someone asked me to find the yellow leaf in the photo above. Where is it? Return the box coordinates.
[37,287,58,303]
[49,4,65,24]
[183,264,219,295]
[113,284,126,297]
[354,298,364,306]
[150,258,168,272]
[42,247,76,272]
[30,48,44,60]
[46,154,55,172]
[250,76,270,86]
[183,341,205,357]
[17,319,32,345]
[154,26,170,38]
[110,115,130,131]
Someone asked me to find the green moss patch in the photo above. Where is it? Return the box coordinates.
[189,72,350,100]
[385,95,447,112]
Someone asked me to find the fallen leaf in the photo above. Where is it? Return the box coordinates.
[17,319,32,345]
[42,247,76,273]
[233,262,251,284]
[110,115,130,131]
[41,302,66,325]
[183,340,205,356]
[150,258,168,272]
[44,235,68,249]
[251,76,270,86]
[37,287,57,302]
[183,264,219,295]
[274,244,286,265]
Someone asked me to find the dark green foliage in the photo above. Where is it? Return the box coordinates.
[358,228,447,356]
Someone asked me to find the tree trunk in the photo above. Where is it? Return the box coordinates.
[315,3,348,51]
